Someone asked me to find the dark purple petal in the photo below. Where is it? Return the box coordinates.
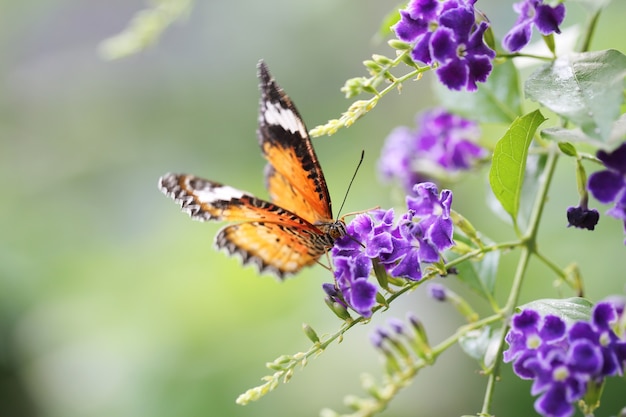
[535,384,574,417]
[534,3,566,35]
[568,322,597,343]
[566,206,599,230]
[540,315,567,342]
[411,32,434,64]
[418,240,440,264]
[366,232,394,258]
[588,170,625,203]
[600,344,621,377]
[348,278,378,317]
[504,330,526,362]
[438,7,474,41]
[389,248,422,280]
[597,143,626,174]
[512,309,541,332]
[394,10,429,42]
[351,213,374,237]
[502,22,533,52]
[568,339,603,375]
[436,58,469,91]
[406,0,441,20]
[465,54,494,91]
[592,302,617,330]
[427,217,454,251]
[430,27,458,63]
[514,351,543,379]
[466,21,496,59]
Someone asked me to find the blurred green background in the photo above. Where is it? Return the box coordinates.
[1,1,625,416]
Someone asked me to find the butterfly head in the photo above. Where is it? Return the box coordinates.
[315,219,347,243]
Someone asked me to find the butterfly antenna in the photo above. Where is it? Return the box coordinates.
[336,150,365,219]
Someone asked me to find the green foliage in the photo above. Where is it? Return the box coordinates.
[489,110,546,226]
[525,49,626,141]
[517,298,594,324]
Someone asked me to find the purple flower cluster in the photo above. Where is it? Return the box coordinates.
[502,0,566,52]
[504,302,626,417]
[588,142,626,243]
[393,0,495,91]
[325,183,455,317]
[378,108,486,194]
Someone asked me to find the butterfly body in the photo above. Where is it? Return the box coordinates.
[159,61,344,278]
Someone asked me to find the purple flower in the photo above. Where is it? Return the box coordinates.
[326,183,455,317]
[378,109,486,194]
[588,142,626,243]
[393,0,495,91]
[504,302,626,417]
[503,0,566,52]
[566,205,599,231]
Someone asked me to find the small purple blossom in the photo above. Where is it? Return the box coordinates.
[588,142,626,243]
[504,302,626,417]
[566,205,599,231]
[378,109,486,194]
[393,0,495,91]
[327,183,455,317]
[502,0,566,52]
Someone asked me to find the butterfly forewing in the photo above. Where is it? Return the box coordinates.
[257,61,334,225]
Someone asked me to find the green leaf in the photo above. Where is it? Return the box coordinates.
[525,49,626,141]
[488,110,546,223]
[541,113,626,150]
[458,325,503,369]
[517,297,594,325]
[459,325,492,361]
[435,59,522,124]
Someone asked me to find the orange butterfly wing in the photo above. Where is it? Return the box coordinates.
[257,61,334,225]
[159,174,334,277]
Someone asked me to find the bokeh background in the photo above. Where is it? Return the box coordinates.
[2,1,625,416]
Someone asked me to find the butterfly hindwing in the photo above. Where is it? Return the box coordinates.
[257,61,333,225]
[216,222,330,278]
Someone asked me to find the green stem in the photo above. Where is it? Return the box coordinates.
[534,250,566,280]
[480,145,560,415]
[579,10,601,53]
[497,52,554,61]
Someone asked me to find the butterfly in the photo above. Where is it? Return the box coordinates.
[158,60,346,279]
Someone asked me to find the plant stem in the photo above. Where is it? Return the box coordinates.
[579,10,601,53]
[481,145,560,415]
